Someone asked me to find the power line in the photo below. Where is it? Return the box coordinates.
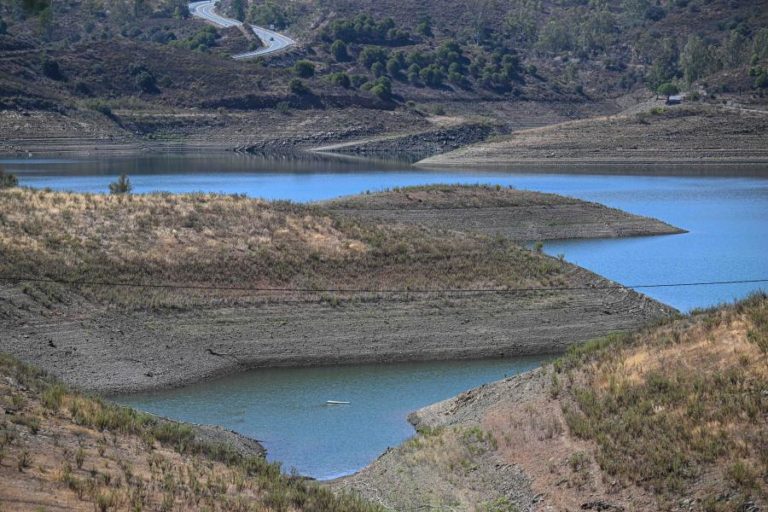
[0,275,766,294]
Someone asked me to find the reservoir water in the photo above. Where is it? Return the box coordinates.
[5,153,768,478]
[117,358,547,479]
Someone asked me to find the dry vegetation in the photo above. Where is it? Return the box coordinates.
[0,353,381,511]
[339,293,768,511]
[323,184,585,209]
[0,187,572,309]
[559,293,768,510]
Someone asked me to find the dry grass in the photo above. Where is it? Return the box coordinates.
[0,188,569,309]
[323,184,583,210]
[560,293,768,509]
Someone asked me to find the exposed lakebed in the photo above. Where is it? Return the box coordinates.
[6,153,768,478]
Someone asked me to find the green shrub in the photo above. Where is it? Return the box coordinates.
[755,71,768,89]
[289,78,309,95]
[134,71,158,93]
[293,60,315,78]
[329,71,351,88]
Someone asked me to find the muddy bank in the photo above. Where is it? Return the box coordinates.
[1,271,673,394]
[420,103,768,167]
[310,123,501,162]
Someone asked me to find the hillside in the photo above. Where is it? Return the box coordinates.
[334,293,768,511]
[1,0,767,153]
[421,102,768,166]
[0,186,676,393]
[0,353,381,511]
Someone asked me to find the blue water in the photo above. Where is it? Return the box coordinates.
[117,358,547,479]
[6,153,768,478]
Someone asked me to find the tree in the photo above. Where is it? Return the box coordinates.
[329,72,350,88]
[231,0,245,21]
[680,35,716,85]
[415,17,432,37]
[330,40,348,61]
[0,16,7,35]
[109,174,132,194]
[657,82,679,100]
[371,61,385,77]
[134,71,157,93]
[0,167,18,189]
[358,46,387,68]
[645,37,679,90]
[41,55,63,80]
[386,57,401,77]
[293,60,315,78]
[755,71,768,90]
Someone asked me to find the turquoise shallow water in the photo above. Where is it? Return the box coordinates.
[7,153,768,478]
[116,358,549,480]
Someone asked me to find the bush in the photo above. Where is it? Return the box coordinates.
[371,61,385,77]
[41,55,63,81]
[289,78,309,95]
[84,100,114,118]
[74,81,91,96]
[134,71,158,93]
[275,101,290,114]
[368,76,392,100]
[0,168,18,189]
[109,174,132,195]
[329,71,351,88]
[293,60,315,78]
[645,5,666,21]
[248,1,290,29]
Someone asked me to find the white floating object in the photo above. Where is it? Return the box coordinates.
[326,400,350,405]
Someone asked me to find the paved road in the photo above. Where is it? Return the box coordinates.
[188,0,296,59]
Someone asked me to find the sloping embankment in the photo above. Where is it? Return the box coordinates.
[0,186,679,394]
[334,294,768,511]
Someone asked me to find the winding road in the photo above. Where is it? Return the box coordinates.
[189,0,296,59]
